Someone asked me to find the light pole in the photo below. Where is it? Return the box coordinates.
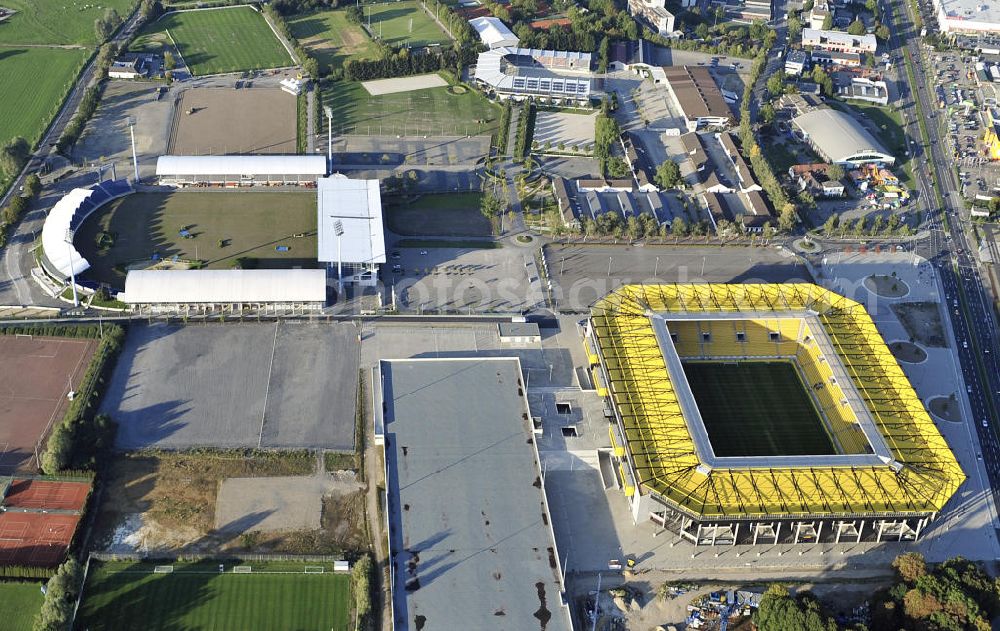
[607,256,612,278]
[334,219,344,296]
[127,117,139,183]
[323,105,333,169]
[64,229,78,307]
[654,256,660,277]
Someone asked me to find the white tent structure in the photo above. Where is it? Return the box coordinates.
[317,176,385,286]
[41,179,133,279]
[121,269,327,312]
[469,17,519,49]
[156,155,327,186]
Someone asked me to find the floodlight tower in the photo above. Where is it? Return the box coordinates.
[334,219,345,295]
[64,229,78,307]
[324,105,333,169]
[126,116,139,183]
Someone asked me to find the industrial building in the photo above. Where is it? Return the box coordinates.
[375,358,571,630]
[931,0,1000,33]
[468,16,519,48]
[627,0,675,34]
[791,107,896,166]
[801,28,878,54]
[155,155,327,187]
[316,176,386,286]
[119,269,328,313]
[840,77,890,105]
[584,284,964,545]
[655,66,733,131]
[473,47,592,101]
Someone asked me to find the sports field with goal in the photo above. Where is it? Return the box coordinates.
[683,360,836,457]
[76,560,352,631]
[363,0,451,48]
[137,6,293,75]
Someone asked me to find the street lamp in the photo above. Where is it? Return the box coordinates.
[126,116,139,183]
[64,229,78,307]
[323,105,333,169]
[333,219,344,295]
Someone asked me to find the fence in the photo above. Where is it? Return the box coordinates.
[88,552,343,563]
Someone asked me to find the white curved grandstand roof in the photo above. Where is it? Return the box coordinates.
[122,269,327,304]
[469,16,519,48]
[791,108,895,165]
[42,188,94,278]
[155,155,328,176]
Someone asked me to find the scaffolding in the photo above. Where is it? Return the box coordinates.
[589,284,965,521]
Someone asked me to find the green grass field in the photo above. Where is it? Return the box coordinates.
[288,9,378,73]
[75,191,319,287]
[0,47,88,148]
[323,78,501,136]
[0,0,137,45]
[0,582,44,631]
[385,192,491,236]
[363,0,451,47]
[683,360,835,457]
[137,6,293,75]
[77,560,352,631]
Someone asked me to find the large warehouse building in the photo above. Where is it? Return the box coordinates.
[120,269,328,313]
[655,66,733,131]
[584,284,964,545]
[155,155,327,186]
[791,107,896,166]
[316,176,386,286]
[930,0,1000,33]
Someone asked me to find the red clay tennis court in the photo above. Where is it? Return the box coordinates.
[0,335,97,474]
[3,479,90,512]
[0,512,80,567]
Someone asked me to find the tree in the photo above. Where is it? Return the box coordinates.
[302,56,319,79]
[811,65,833,96]
[34,557,83,631]
[788,15,803,41]
[760,102,776,125]
[671,216,688,236]
[848,18,866,35]
[352,554,373,622]
[0,136,29,178]
[94,17,111,42]
[754,584,838,631]
[875,23,891,40]
[822,214,839,234]
[767,70,786,98]
[778,203,798,232]
[822,13,834,29]
[163,50,175,71]
[866,0,879,12]
[655,160,682,189]
[826,163,845,181]
[695,23,711,40]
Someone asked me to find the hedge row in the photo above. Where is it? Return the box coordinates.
[0,565,56,579]
[0,173,40,248]
[40,325,125,474]
[0,324,110,339]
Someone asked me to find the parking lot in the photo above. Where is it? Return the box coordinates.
[103,322,359,450]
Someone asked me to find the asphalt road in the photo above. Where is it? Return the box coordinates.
[887,0,1000,521]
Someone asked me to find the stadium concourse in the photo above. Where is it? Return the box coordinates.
[585,283,965,546]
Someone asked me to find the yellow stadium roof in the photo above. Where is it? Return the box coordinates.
[591,283,965,519]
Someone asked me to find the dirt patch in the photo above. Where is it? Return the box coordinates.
[864,274,909,298]
[171,87,296,154]
[889,341,927,363]
[362,73,447,95]
[215,471,363,533]
[891,302,947,347]
[929,395,963,422]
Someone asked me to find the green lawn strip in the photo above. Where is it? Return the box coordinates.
[0,0,137,46]
[683,360,835,457]
[78,560,351,631]
[74,192,319,287]
[0,581,44,631]
[136,6,292,75]
[0,47,89,148]
[288,9,378,72]
[322,77,500,137]
[363,0,451,48]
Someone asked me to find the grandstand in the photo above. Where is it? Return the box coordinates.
[586,284,965,546]
[41,179,133,281]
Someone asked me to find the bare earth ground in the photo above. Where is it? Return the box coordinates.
[864,274,909,298]
[533,111,596,152]
[95,452,367,556]
[889,340,927,363]
[891,302,947,347]
[361,73,447,95]
[170,87,296,154]
[929,396,964,422]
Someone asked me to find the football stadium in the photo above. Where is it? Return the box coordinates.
[584,284,965,546]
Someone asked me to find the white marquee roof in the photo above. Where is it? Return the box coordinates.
[317,176,386,266]
[42,188,93,278]
[792,108,893,164]
[122,269,327,304]
[469,16,519,48]
[156,155,327,176]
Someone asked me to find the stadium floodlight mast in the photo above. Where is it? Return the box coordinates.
[333,219,345,295]
[64,229,78,307]
[126,117,139,183]
[323,105,333,166]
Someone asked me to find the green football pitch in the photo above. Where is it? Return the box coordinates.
[76,560,352,631]
[74,191,319,288]
[288,9,379,72]
[323,79,501,137]
[683,360,836,457]
[0,581,44,631]
[137,6,293,75]
[363,0,452,48]
[0,0,137,46]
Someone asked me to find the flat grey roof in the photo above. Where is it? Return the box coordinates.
[381,358,571,631]
[498,322,541,338]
